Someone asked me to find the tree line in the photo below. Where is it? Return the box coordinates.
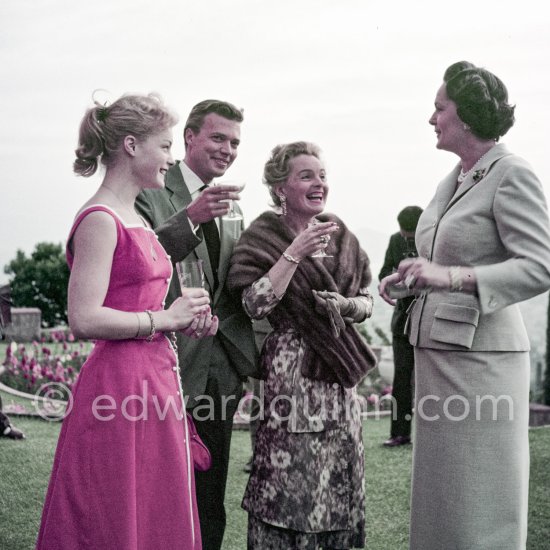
[4,242,69,328]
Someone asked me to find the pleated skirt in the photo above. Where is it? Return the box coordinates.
[410,348,530,550]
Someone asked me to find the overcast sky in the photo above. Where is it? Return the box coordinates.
[1,0,549,284]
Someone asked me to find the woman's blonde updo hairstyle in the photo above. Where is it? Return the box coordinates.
[263,141,321,207]
[74,92,178,177]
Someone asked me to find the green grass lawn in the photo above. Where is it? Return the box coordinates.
[0,416,549,549]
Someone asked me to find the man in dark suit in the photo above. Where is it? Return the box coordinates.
[135,100,258,550]
[378,206,423,447]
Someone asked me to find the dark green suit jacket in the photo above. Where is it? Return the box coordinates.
[135,162,259,403]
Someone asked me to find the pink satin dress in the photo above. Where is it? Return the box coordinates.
[36,205,201,550]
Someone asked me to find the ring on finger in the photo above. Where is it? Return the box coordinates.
[320,234,330,244]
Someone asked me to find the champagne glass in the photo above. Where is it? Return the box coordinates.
[214,180,246,221]
[223,218,243,242]
[308,220,332,258]
[386,282,413,299]
[176,258,205,291]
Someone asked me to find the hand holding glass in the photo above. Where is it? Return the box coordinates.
[308,221,333,258]
[176,259,205,291]
[214,181,246,220]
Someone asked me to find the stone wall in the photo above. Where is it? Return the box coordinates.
[2,308,41,342]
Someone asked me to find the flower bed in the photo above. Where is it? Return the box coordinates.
[1,331,89,400]
[1,334,394,422]
[357,370,393,413]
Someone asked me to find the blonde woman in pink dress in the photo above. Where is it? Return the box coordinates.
[36,93,217,550]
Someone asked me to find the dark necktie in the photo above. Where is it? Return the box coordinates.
[199,185,220,289]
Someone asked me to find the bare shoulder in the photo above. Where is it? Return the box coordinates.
[72,209,117,251]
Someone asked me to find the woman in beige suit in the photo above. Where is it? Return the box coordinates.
[380,61,550,549]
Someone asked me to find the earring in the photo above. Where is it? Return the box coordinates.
[279,194,287,216]
[463,123,471,131]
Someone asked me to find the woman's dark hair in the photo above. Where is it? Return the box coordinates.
[444,61,515,140]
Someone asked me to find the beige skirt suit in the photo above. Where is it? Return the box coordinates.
[407,144,550,550]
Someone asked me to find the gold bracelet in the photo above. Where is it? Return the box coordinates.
[282,252,300,264]
[449,266,463,292]
[144,310,156,342]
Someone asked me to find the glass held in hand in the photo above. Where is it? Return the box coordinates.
[386,271,433,298]
[386,283,414,300]
[308,221,333,258]
[214,181,246,221]
[223,217,243,242]
[176,258,205,291]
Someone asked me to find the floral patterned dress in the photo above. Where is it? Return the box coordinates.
[242,276,366,549]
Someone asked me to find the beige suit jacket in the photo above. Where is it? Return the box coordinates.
[408,143,550,351]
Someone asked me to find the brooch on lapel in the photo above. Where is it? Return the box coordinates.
[472,168,486,183]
